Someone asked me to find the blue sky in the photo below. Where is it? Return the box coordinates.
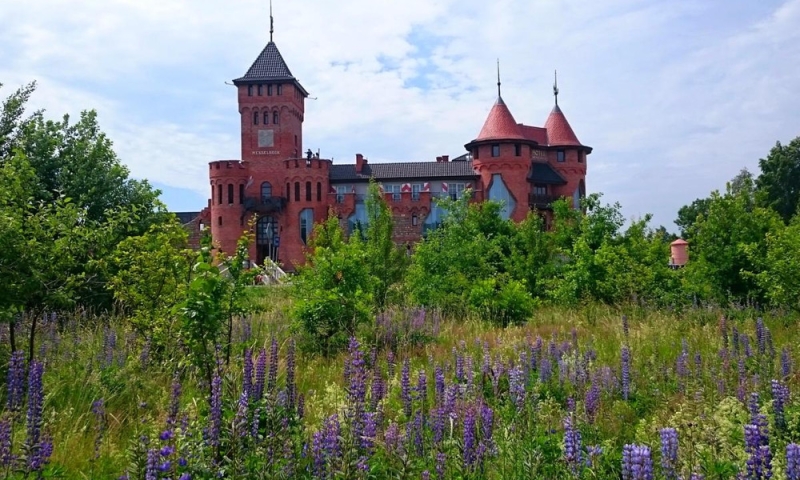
[2,0,799,230]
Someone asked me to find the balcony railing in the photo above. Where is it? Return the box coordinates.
[243,196,287,213]
[528,193,558,209]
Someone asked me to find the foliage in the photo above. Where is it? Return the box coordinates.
[749,215,800,309]
[468,274,535,326]
[291,214,372,355]
[756,137,800,223]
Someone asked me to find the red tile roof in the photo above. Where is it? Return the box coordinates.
[544,105,582,146]
[473,96,526,142]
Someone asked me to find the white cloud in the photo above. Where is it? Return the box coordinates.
[2,0,799,228]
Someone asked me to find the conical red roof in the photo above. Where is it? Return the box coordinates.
[474,96,526,142]
[544,105,582,146]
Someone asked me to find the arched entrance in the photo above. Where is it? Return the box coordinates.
[256,215,279,265]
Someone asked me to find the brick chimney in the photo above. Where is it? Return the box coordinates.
[356,153,367,173]
[436,155,449,163]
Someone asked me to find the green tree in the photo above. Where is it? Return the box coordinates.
[675,198,711,241]
[363,181,407,310]
[756,137,800,222]
[748,215,800,309]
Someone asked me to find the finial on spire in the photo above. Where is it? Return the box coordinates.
[496,59,502,97]
[269,0,274,42]
[553,69,559,106]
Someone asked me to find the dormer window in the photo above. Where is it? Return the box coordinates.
[557,150,566,162]
[267,84,273,96]
[515,144,521,157]
[491,144,500,157]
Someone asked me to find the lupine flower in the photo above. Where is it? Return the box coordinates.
[771,379,789,431]
[92,399,106,460]
[254,348,266,401]
[659,428,679,480]
[436,451,447,479]
[746,444,772,480]
[209,371,222,448]
[463,407,477,470]
[622,444,653,480]
[621,345,631,400]
[417,369,427,405]
[508,365,526,410]
[242,348,253,400]
[622,315,629,338]
[370,368,385,410]
[455,348,464,383]
[411,411,425,455]
[782,348,792,379]
[586,445,603,467]
[563,415,583,474]
[743,335,752,358]
[267,337,278,394]
[311,431,326,478]
[0,417,13,467]
[167,375,182,428]
[25,361,48,472]
[145,448,159,480]
[786,443,800,480]
[287,339,296,410]
[362,412,378,451]
[540,358,552,383]
[434,365,445,405]
[323,414,341,464]
[689,472,705,480]
[233,391,249,438]
[586,382,600,424]
[756,318,766,355]
[6,351,25,412]
[732,326,740,356]
[401,359,412,417]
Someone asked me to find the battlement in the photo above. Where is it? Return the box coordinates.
[282,158,332,170]
[209,160,248,171]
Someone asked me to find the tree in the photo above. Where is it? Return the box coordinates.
[749,216,800,309]
[675,198,711,241]
[756,137,800,222]
[363,181,407,310]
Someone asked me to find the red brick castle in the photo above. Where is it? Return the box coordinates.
[183,28,591,271]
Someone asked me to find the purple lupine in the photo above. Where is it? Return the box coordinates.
[242,348,253,400]
[508,365,526,411]
[755,318,766,355]
[411,411,425,455]
[746,444,773,480]
[145,448,159,480]
[167,375,182,428]
[454,348,464,383]
[743,335,752,358]
[0,417,13,467]
[748,393,761,422]
[417,369,428,405]
[267,337,278,394]
[384,422,402,455]
[436,450,447,479]
[689,472,705,480]
[463,407,477,470]
[771,379,789,431]
[622,444,653,480]
[786,443,800,480]
[370,367,384,410]
[540,357,552,383]
[286,339,296,410]
[434,365,445,406]
[25,361,48,473]
[102,326,116,368]
[323,414,341,464]
[732,326,740,356]
[431,406,446,445]
[421,470,430,480]
[92,399,106,460]
[401,359,412,417]
[482,342,491,378]
[782,348,793,379]
[6,351,25,413]
[480,403,494,451]
[659,428,679,480]
[585,381,600,424]
[444,384,458,420]
[297,393,305,420]
[361,412,378,451]
[621,345,631,400]
[209,371,222,448]
[347,338,367,405]
[233,391,249,438]
[311,431,326,478]
[586,445,603,467]
[563,415,583,474]
[254,348,266,401]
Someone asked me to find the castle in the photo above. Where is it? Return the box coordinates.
[179,28,591,271]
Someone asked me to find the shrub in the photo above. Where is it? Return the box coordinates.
[468,275,536,327]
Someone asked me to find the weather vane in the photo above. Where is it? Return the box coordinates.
[269,0,274,42]
[497,59,501,97]
[553,70,559,106]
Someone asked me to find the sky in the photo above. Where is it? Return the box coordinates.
[2,0,799,230]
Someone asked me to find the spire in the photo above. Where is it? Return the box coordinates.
[553,69,559,106]
[497,59,501,98]
[269,0,274,42]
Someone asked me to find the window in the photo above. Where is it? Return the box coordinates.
[286,183,290,201]
[412,214,418,226]
[299,208,314,244]
[277,84,283,95]
[256,216,278,247]
[534,185,547,196]
[515,144,521,157]
[557,150,566,162]
[247,85,253,96]
[335,185,348,203]
[253,111,259,125]
[294,135,298,146]
[217,184,223,205]
[578,151,584,163]
[239,184,245,204]
[261,182,272,201]
[317,182,322,201]
[218,216,222,226]
[474,148,480,160]
[412,183,422,201]
[263,111,269,125]
[228,184,234,204]
[305,182,312,201]
[267,84,273,96]
[273,111,279,124]
[384,184,401,201]
[491,144,500,157]
[257,84,263,96]
[487,174,515,219]
[449,183,466,201]
[294,182,300,202]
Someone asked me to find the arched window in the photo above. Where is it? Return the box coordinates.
[487,174,515,220]
[227,184,234,204]
[217,184,223,205]
[253,111,259,125]
[261,182,272,201]
[316,182,322,201]
[305,182,311,201]
[294,182,300,202]
[263,111,269,125]
[273,111,279,125]
[239,184,244,204]
[299,208,314,244]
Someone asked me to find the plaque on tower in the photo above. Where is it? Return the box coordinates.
[258,129,275,148]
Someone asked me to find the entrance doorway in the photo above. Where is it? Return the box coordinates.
[256,216,279,265]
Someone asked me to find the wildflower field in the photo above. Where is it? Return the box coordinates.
[2,287,799,480]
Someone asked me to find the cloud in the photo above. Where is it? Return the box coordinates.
[2,0,799,228]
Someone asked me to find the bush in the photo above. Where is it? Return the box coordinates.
[468,275,536,327]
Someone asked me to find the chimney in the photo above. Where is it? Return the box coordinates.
[442,155,449,162]
[356,153,367,173]
[436,156,442,163]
